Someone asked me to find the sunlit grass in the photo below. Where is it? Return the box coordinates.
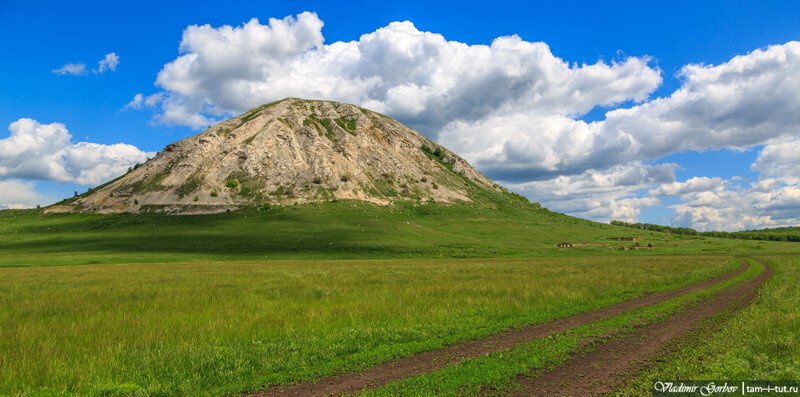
[0,201,792,268]
[0,256,732,396]
[361,259,763,396]
[615,255,800,395]
[1,200,795,395]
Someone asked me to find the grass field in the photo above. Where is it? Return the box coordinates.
[361,259,765,396]
[0,256,733,395]
[616,255,800,395]
[0,201,794,268]
[1,201,798,396]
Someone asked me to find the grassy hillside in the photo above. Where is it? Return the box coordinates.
[2,201,798,395]
[1,200,795,268]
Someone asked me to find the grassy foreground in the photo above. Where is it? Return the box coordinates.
[0,256,732,396]
[362,259,764,396]
[2,201,798,396]
[616,255,800,395]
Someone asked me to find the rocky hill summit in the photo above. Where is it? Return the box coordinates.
[50,98,513,214]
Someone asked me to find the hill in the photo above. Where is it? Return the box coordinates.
[611,220,800,242]
[7,96,793,266]
[2,101,799,397]
[3,200,794,268]
[47,98,512,214]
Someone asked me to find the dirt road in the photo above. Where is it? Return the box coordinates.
[511,260,771,397]
[252,262,750,397]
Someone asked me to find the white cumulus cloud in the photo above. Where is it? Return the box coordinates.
[597,42,800,163]
[125,92,164,110]
[143,12,661,132]
[0,118,153,186]
[125,13,800,229]
[442,41,800,181]
[644,176,800,231]
[508,162,675,222]
[669,181,800,231]
[0,180,45,209]
[751,139,800,183]
[649,177,724,197]
[447,41,800,230]
[96,52,120,73]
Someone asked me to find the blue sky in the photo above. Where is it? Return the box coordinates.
[1,1,799,230]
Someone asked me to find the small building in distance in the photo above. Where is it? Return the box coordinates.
[608,237,640,241]
[556,242,573,248]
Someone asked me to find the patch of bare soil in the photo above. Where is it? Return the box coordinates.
[511,260,772,397]
[249,262,749,397]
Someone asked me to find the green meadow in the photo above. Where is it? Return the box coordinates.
[616,255,800,395]
[1,256,731,395]
[362,259,766,396]
[0,200,792,268]
[1,201,798,396]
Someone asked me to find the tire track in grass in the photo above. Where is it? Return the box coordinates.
[511,259,771,397]
[250,261,749,397]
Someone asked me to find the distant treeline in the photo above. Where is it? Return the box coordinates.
[610,220,800,242]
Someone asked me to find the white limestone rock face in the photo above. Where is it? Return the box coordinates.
[56,98,502,213]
